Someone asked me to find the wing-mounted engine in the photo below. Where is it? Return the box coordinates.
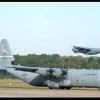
[61,64,67,77]
[36,64,68,79]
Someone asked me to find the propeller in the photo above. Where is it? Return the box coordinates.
[47,62,55,79]
[61,63,67,77]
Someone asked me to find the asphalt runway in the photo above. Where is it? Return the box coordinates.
[0,87,100,97]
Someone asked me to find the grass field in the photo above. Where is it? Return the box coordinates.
[0,79,47,88]
[0,79,99,90]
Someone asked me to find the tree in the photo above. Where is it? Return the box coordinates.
[88,57,95,63]
[89,60,99,69]
[54,58,62,65]
[52,54,60,60]
[97,57,100,69]
[80,59,88,69]
[87,57,99,69]
[64,58,69,63]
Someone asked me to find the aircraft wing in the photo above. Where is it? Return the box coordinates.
[7,66,38,72]
[7,66,66,77]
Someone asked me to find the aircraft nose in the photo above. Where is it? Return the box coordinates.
[72,48,78,53]
[72,48,75,53]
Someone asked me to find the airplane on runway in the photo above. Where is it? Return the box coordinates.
[0,39,100,89]
[72,45,100,55]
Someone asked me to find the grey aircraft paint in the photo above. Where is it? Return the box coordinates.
[0,39,100,89]
[72,46,100,55]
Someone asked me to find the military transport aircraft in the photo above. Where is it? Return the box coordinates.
[72,46,100,55]
[0,39,100,89]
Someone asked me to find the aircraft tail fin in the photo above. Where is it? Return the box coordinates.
[0,39,16,69]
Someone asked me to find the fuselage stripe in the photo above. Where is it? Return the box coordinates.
[0,56,13,57]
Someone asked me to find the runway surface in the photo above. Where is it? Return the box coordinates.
[0,87,100,97]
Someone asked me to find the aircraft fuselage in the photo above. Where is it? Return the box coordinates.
[72,47,100,55]
[7,68,100,89]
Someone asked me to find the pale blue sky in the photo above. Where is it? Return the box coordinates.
[0,2,100,57]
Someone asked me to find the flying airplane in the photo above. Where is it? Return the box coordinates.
[72,46,100,55]
[0,39,100,89]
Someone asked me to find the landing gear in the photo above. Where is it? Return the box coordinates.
[60,87,65,89]
[49,87,71,90]
[49,87,59,89]
[66,87,71,90]
[49,87,54,89]
[60,87,71,90]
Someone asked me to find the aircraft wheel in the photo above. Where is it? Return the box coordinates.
[66,87,71,90]
[49,87,54,89]
[60,87,65,89]
[55,87,60,89]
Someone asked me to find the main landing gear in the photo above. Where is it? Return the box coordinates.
[49,87,71,90]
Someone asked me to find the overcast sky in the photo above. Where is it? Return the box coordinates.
[0,2,100,57]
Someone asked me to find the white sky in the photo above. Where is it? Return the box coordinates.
[0,2,100,57]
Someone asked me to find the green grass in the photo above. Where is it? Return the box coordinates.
[0,79,47,88]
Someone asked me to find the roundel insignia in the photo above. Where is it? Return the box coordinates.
[22,73,28,77]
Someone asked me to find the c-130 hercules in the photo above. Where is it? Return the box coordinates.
[0,39,100,89]
[72,45,100,55]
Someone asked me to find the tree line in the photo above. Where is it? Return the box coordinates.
[13,54,100,69]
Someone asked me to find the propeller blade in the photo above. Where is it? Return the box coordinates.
[60,63,67,77]
[47,62,55,79]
